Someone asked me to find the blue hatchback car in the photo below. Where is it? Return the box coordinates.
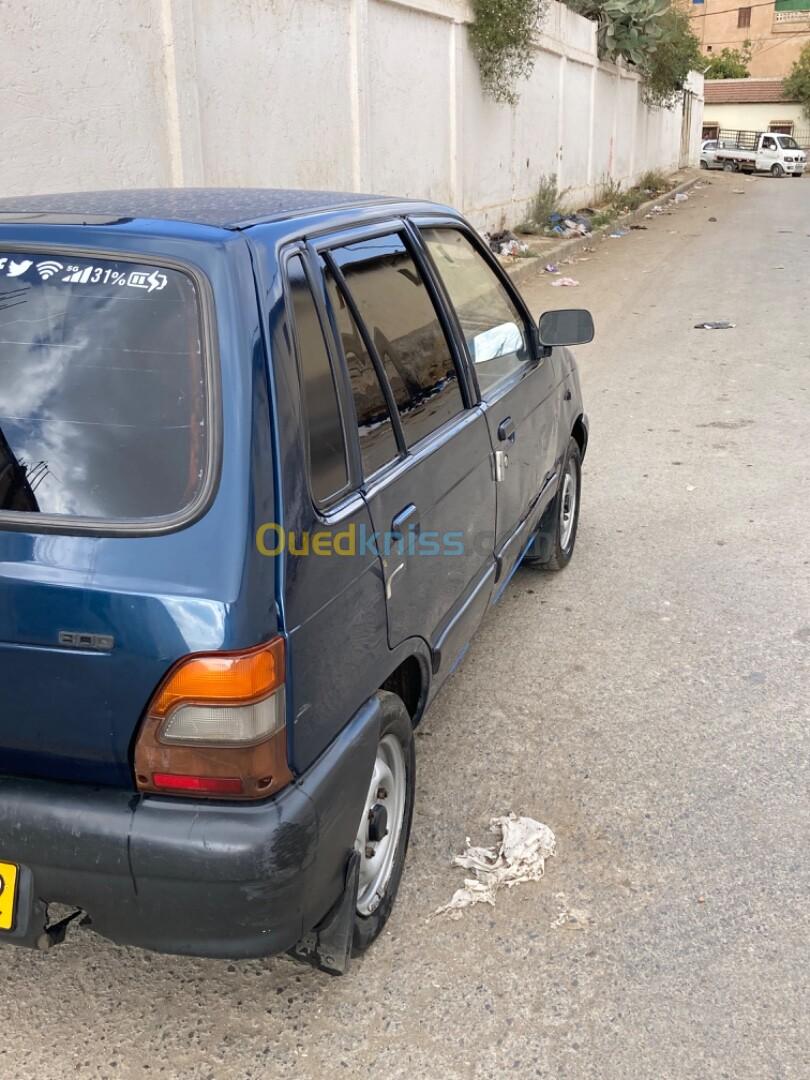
[0,188,590,971]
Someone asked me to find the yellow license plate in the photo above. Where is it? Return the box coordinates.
[0,862,19,930]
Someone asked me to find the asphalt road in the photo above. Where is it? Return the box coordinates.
[5,171,809,1080]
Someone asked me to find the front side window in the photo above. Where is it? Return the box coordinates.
[331,234,464,448]
[0,252,207,522]
[421,228,529,398]
[286,255,348,505]
[323,267,399,478]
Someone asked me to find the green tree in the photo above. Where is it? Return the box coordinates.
[704,42,752,79]
[565,1,702,107]
[642,5,703,107]
[783,41,810,120]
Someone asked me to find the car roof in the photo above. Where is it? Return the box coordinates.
[0,187,409,230]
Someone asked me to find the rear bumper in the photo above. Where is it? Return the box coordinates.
[0,698,380,958]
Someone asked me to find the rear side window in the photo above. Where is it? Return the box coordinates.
[331,234,463,447]
[0,252,208,522]
[323,268,399,478]
[286,255,348,505]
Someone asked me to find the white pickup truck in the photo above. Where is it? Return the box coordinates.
[714,130,806,177]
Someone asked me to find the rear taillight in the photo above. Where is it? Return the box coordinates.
[134,638,292,800]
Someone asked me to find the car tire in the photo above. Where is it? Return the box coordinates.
[699,159,709,170]
[723,162,736,172]
[523,436,582,572]
[351,691,415,955]
[771,163,785,178]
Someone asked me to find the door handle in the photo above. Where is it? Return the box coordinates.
[497,417,516,444]
[391,503,420,541]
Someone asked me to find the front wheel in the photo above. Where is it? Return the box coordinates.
[352,691,415,955]
[523,437,582,571]
[700,159,709,170]
[771,163,785,178]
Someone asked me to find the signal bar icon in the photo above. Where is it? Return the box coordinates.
[62,266,93,284]
[37,260,64,280]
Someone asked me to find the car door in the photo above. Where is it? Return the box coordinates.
[759,135,778,170]
[417,221,560,588]
[316,225,497,678]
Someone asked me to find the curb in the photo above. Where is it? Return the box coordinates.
[501,172,702,287]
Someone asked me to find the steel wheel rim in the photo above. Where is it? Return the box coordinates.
[559,461,577,550]
[355,733,407,916]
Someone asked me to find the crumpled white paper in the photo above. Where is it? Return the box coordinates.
[434,813,556,918]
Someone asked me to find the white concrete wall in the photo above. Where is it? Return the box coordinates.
[0,0,704,228]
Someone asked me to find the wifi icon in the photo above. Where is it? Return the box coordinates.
[36,260,64,280]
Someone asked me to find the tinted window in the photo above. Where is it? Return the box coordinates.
[422,228,529,397]
[324,268,399,477]
[332,235,463,447]
[286,255,348,504]
[0,253,206,521]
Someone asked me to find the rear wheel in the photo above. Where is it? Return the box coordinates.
[351,691,415,954]
[523,437,582,572]
[723,162,736,172]
[771,163,785,178]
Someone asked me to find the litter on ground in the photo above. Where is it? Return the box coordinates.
[551,907,591,931]
[695,321,735,330]
[551,277,579,287]
[674,192,689,203]
[433,814,556,918]
[486,229,529,258]
[544,263,559,274]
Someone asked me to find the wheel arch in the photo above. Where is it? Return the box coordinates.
[380,653,429,727]
[571,413,588,459]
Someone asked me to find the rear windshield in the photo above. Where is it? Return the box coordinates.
[0,253,208,523]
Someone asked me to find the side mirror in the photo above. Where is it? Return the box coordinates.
[538,309,595,348]
[472,321,524,365]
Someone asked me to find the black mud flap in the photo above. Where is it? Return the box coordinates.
[287,850,360,976]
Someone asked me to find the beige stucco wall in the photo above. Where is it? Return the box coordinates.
[702,101,806,133]
[687,0,810,78]
[0,0,704,229]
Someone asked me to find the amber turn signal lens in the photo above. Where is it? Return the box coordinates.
[150,637,284,717]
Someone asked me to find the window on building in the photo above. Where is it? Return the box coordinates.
[769,122,794,135]
[331,234,464,448]
[286,254,349,505]
[737,6,751,27]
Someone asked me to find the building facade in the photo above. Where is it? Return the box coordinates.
[702,77,809,145]
[687,0,810,78]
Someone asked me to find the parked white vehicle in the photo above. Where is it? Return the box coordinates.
[713,130,806,177]
[700,139,721,169]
